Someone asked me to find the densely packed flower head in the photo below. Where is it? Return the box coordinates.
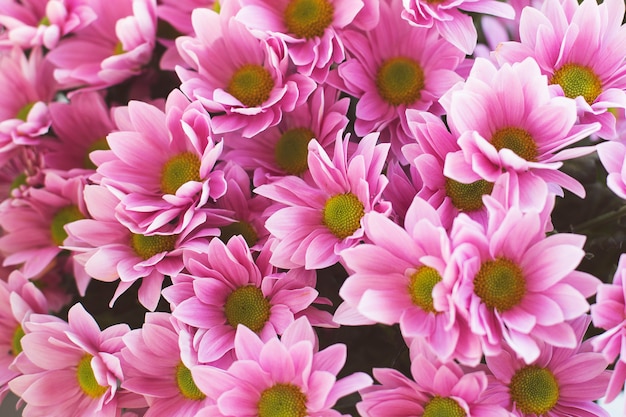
[0,0,625,415]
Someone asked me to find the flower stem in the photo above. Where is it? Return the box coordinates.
[572,204,626,234]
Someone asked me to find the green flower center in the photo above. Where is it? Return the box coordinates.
[376,57,425,106]
[445,178,494,212]
[473,257,526,312]
[258,383,308,417]
[16,102,35,121]
[175,362,206,401]
[50,205,85,246]
[322,193,364,239]
[76,355,108,398]
[510,365,560,415]
[160,152,202,195]
[84,137,110,170]
[113,41,125,56]
[224,285,271,332]
[550,63,602,105]
[274,127,315,175]
[422,396,467,417]
[10,172,27,192]
[130,233,178,260]
[408,266,442,313]
[490,127,538,161]
[227,64,275,107]
[10,325,25,356]
[220,221,259,247]
[284,0,334,39]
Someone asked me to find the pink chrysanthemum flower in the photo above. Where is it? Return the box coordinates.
[223,85,348,182]
[0,0,96,49]
[255,132,391,270]
[442,57,600,209]
[591,253,626,402]
[211,162,271,250]
[451,197,600,363]
[121,312,213,416]
[45,0,156,91]
[66,185,217,311]
[45,90,115,175]
[175,7,317,138]
[96,88,227,235]
[485,316,611,417]
[162,235,327,364]
[380,157,422,226]
[401,0,514,54]
[9,303,135,417]
[0,47,56,161]
[191,317,372,417]
[0,270,48,402]
[235,0,364,82]
[329,0,464,160]
[358,353,509,416]
[0,171,89,290]
[494,0,626,140]
[336,196,482,365]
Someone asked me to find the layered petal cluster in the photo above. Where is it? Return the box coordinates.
[591,253,626,402]
[9,303,136,417]
[485,316,611,417]
[236,0,365,81]
[46,0,157,90]
[45,90,115,175]
[0,0,96,49]
[451,197,600,363]
[0,47,56,162]
[176,7,317,137]
[67,185,217,311]
[337,196,482,365]
[121,312,213,416]
[162,236,326,364]
[0,171,89,289]
[401,0,514,54]
[443,57,600,210]
[0,271,48,402]
[223,85,349,181]
[191,317,372,417]
[330,0,465,159]
[495,0,626,140]
[96,89,227,235]
[255,132,391,270]
[358,353,509,416]
[597,139,626,200]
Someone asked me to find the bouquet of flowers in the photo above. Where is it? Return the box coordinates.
[0,0,625,415]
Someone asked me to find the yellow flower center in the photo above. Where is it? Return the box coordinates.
[550,63,602,105]
[490,127,538,161]
[175,361,206,401]
[84,137,110,170]
[473,257,525,312]
[113,41,125,56]
[224,285,271,332]
[445,178,494,212]
[509,365,560,415]
[422,396,467,417]
[376,57,425,106]
[284,0,334,39]
[227,64,275,107]
[16,102,35,121]
[274,127,315,175]
[160,152,202,195]
[258,383,308,417]
[50,205,85,246]
[11,325,25,356]
[130,233,178,260]
[76,355,108,398]
[408,266,442,313]
[220,221,259,247]
[322,193,364,239]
